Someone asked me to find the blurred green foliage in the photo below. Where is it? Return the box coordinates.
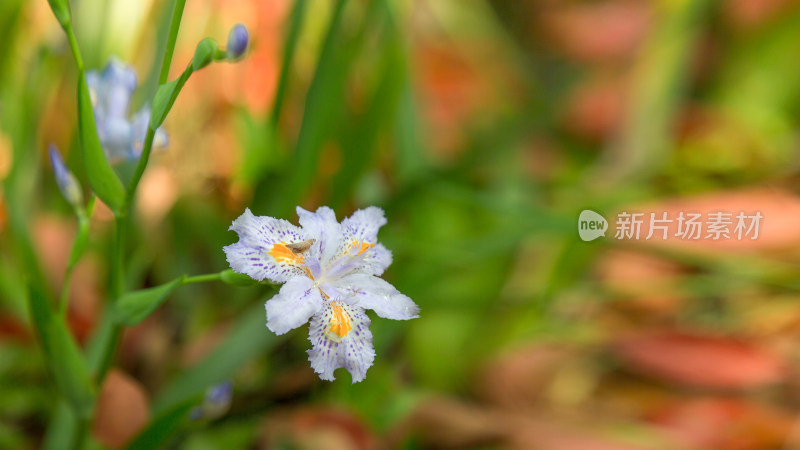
[3,0,800,448]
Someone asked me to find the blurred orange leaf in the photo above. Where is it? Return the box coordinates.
[614,331,785,389]
[92,370,150,449]
[647,397,793,449]
[618,189,800,252]
[540,0,652,64]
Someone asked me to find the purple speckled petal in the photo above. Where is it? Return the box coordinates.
[265,277,323,335]
[341,206,386,244]
[360,242,392,276]
[334,273,419,321]
[307,302,375,383]
[322,206,392,277]
[224,208,311,283]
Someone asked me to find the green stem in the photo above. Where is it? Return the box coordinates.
[159,0,186,85]
[87,214,127,383]
[59,266,75,317]
[125,63,193,205]
[71,417,89,450]
[59,198,96,317]
[124,0,186,208]
[110,215,127,300]
[64,26,84,71]
[182,272,223,285]
[88,0,188,388]
[124,127,155,206]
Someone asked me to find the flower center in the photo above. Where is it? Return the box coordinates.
[319,240,375,281]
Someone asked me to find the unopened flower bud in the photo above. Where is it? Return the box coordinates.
[226,24,249,60]
[48,145,83,209]
[189,381,233,421]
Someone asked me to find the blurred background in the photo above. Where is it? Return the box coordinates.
[3,0,800,448]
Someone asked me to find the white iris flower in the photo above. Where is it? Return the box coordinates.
[224,206,419,382]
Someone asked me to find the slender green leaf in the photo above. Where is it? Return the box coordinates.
[150,66,192,129]
[46,0,71,28]
[151,78,179,129]
[331,18,405,207]
[66,217,90,270]
[115,277,184,326]
[85,308,122,379]
[77,73,125,213]
[42,402,78,450]
[270,0,308,125]
[604,0,711,181]
[27,283,95,418]
[159,0,186,84]
[393,78,429,185]
[257,0,351,216]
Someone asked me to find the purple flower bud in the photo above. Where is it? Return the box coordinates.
[189,381,233,421]
[226,24,249,60]
[48,145,83,209]
[206,381,232,407]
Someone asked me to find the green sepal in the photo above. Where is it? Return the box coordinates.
[151,78,179,129]
[77,73,125,214]
[27,282,95,418]
[150,65,192,129]
[115,277,183,326]
[192,38,218,71]
[219,269,258,286]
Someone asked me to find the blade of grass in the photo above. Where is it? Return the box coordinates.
[125,0,186,203]
[237,0,308,187]
[257,0,371,216]
[42,402,78,450]
[393,77,429,185]
[1,54,52,291]
[270,0,308,126]
[600,0,711,183]
[330,4,405,208]
[27,282,95,419]
[263,0,349,216]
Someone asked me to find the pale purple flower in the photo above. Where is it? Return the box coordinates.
[86,58,168,163]
[224,206,419,382]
